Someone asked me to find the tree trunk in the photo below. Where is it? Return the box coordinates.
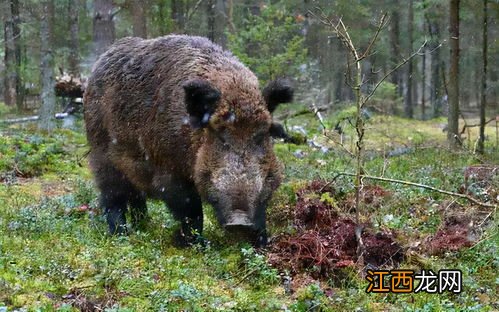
[171,0,185,33]
[421,17,427,120]
[207,0,215,42]
[215,0,227,47]
[227,0,235,33]
[131,0,147,38]
[3,1,16,107]
[39,0,56,131]
[157,0,168,35]
[429,20,442,117]
[422,44,426,120]
[205,0,226,47]
[12,0,22,110]
[3,0,22,109]
[389,0,402,96]
[478,0,488,154]
[68,0,80,76]
[448,0,460,147]
[404,0,414,118]
[93,0,115,57]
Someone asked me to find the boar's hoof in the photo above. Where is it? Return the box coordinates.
[173,228,206,248]
[108,222,128,235]
[224,225,268,248]
[106,210,128,235]
[255,231,268,248]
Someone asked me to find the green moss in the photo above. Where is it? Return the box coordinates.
[0,112,497,310]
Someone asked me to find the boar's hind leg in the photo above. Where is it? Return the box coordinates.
[129,190,148,230]
[163,180,203,246]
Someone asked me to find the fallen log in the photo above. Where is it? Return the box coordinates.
[1,113,73,124]
[55,73,85,98]
[0,116,40,124]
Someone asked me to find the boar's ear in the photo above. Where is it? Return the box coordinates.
[263,78,294,113]
[183,79,221,128]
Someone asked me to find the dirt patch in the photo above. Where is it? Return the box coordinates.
[363,185,391,203]
[268,181,403,279]
[42,180,72,197]
[342,184,392,212]
[363,231,403,267]
[426,217,473,256]
[461,165,498,202]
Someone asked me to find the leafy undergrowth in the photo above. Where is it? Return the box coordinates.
[1,110,498,311]
[0,124,88,181]
[268,181,404,278]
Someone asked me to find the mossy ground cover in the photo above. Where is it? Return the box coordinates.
[0,108,497,311]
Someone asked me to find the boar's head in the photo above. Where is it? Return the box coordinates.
[183,78,293,246]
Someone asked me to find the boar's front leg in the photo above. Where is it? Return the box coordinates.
[102,193,128,235]
[89,149,131,235]
[104,187,148,234]
[163,179,204,246]
[97,169,132,235]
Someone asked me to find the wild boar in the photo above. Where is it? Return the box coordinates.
[83,35,293,246]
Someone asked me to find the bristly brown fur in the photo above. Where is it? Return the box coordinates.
[85,35,274,188]
[84,35,291,245]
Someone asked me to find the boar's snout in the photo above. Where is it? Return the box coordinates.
[224,209,254,230]
[224,209,267,245]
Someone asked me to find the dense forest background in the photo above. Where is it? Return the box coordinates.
[1,0,498,132]
[1,1,498,311]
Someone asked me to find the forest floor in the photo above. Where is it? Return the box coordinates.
[0,103,498,311]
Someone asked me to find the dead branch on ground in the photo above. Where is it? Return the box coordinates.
[336,172,497,208]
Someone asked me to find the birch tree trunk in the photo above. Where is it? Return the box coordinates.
[68,0,80,76]
[39,0,56,131]
[131,0,147,38]
[93,0,115,57]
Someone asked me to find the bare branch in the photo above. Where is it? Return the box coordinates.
[460,117,495,135]
[311,102,327,132]
[275,106,327,121]
[310,8,359,62]
[427,42,442,54]
[324,132,356,158]
[362,41,427,107]
[186,0,205,21]
[360,13,389,61]
[110,8,122,19]
[335,172,497,208]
